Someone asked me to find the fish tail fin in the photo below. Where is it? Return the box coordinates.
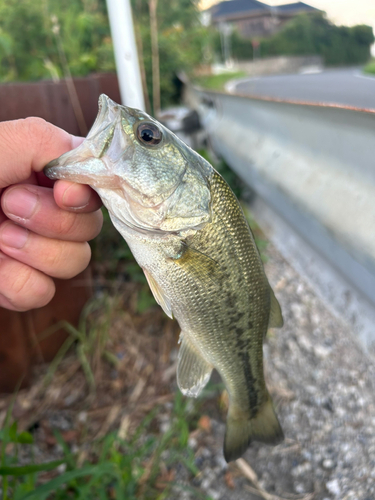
[223,396,284,462]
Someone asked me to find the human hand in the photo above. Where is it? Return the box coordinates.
[0,117,103,311]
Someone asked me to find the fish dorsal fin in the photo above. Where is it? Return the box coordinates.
[177,333,213,398]
[143,269,173,319]
[268,287,283,328]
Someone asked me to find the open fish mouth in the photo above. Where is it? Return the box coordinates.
[44,94,212,233]
[44,95,126,190]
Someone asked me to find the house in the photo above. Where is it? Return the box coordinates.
[206,1,320,39]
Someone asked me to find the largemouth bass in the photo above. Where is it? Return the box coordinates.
[45,95,284,461]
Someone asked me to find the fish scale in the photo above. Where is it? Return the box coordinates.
[170,172,270,408]
[44,94,284,462]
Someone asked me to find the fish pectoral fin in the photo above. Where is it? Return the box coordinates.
[224,396,284,462]
[173,242,223,288]
[268,287,283,329]
[143,269,173,319]
[177,333,213,398]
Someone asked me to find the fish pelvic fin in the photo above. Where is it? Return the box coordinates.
[223,396,284,462]
[177,333,213,398]
[268,287,284,329]
[143,269,173,319]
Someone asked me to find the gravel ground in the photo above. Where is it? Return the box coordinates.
[171,243,375,500]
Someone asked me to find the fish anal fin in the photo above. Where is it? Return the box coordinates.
[177,333,213,398]
[224,396,284,462]
[143,269,173,319]
[268,287,284,329]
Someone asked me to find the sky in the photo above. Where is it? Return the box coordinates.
[267,0,375,28]
[200,0,375,29]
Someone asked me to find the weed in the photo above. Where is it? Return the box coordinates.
[0,392,210,500]
[363,59,375,75]
[193,71,247,91]
[40,295,118,393]
[136,287,157,314]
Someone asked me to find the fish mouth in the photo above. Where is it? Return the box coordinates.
[44,95,180,206]
[44,94,212,234]
[44,94,124,190]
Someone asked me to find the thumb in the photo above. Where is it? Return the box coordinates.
[0,117,83,189]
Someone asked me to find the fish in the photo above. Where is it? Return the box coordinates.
[45,94,284,462]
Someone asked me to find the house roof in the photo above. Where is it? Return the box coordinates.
[210,0,269,20]
[273,2,318,13]
[209,0,319,21]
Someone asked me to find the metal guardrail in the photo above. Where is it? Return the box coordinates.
[185,86,375,330]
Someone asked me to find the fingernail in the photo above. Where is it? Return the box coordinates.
[62,183,90,209]
[0,224,29,249]
[71,135,84,149]
[4,188,38,220]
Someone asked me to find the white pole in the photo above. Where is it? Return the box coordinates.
[106,0,145,111]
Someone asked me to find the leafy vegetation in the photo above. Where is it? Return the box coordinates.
[41,296,119,393]
[193,70,246,91]
[0,0,115,82]
[363,59,375,75]
[210,12,374,67]
[260,13,374,66]
[0,391,208,499]
[1,1,373,108]
[0,284,219,499]
[132,0,213,109]
[212,29,254,62]
[0,0,213,109]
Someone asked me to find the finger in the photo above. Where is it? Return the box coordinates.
[0,251,55,311]
[0,221,91,279]
[53,180,102,213]
[1,185,103,242]
[0,117,83,188]
[0,173,37,223]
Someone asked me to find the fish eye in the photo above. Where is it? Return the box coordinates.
[136,122,162,146]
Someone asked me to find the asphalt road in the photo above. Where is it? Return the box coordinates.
[232,68,375,110]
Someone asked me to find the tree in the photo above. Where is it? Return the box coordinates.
[0,0,213,110]
[260,13,374,66]
[0,0,115,82]
[212,29,254,62]
[133,0,212,110]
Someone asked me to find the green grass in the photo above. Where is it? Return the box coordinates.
[0,292,212,499]
[363,59,375,75]
[193,71,246,91]
[39,295,119,394]
[0,392,210,500]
